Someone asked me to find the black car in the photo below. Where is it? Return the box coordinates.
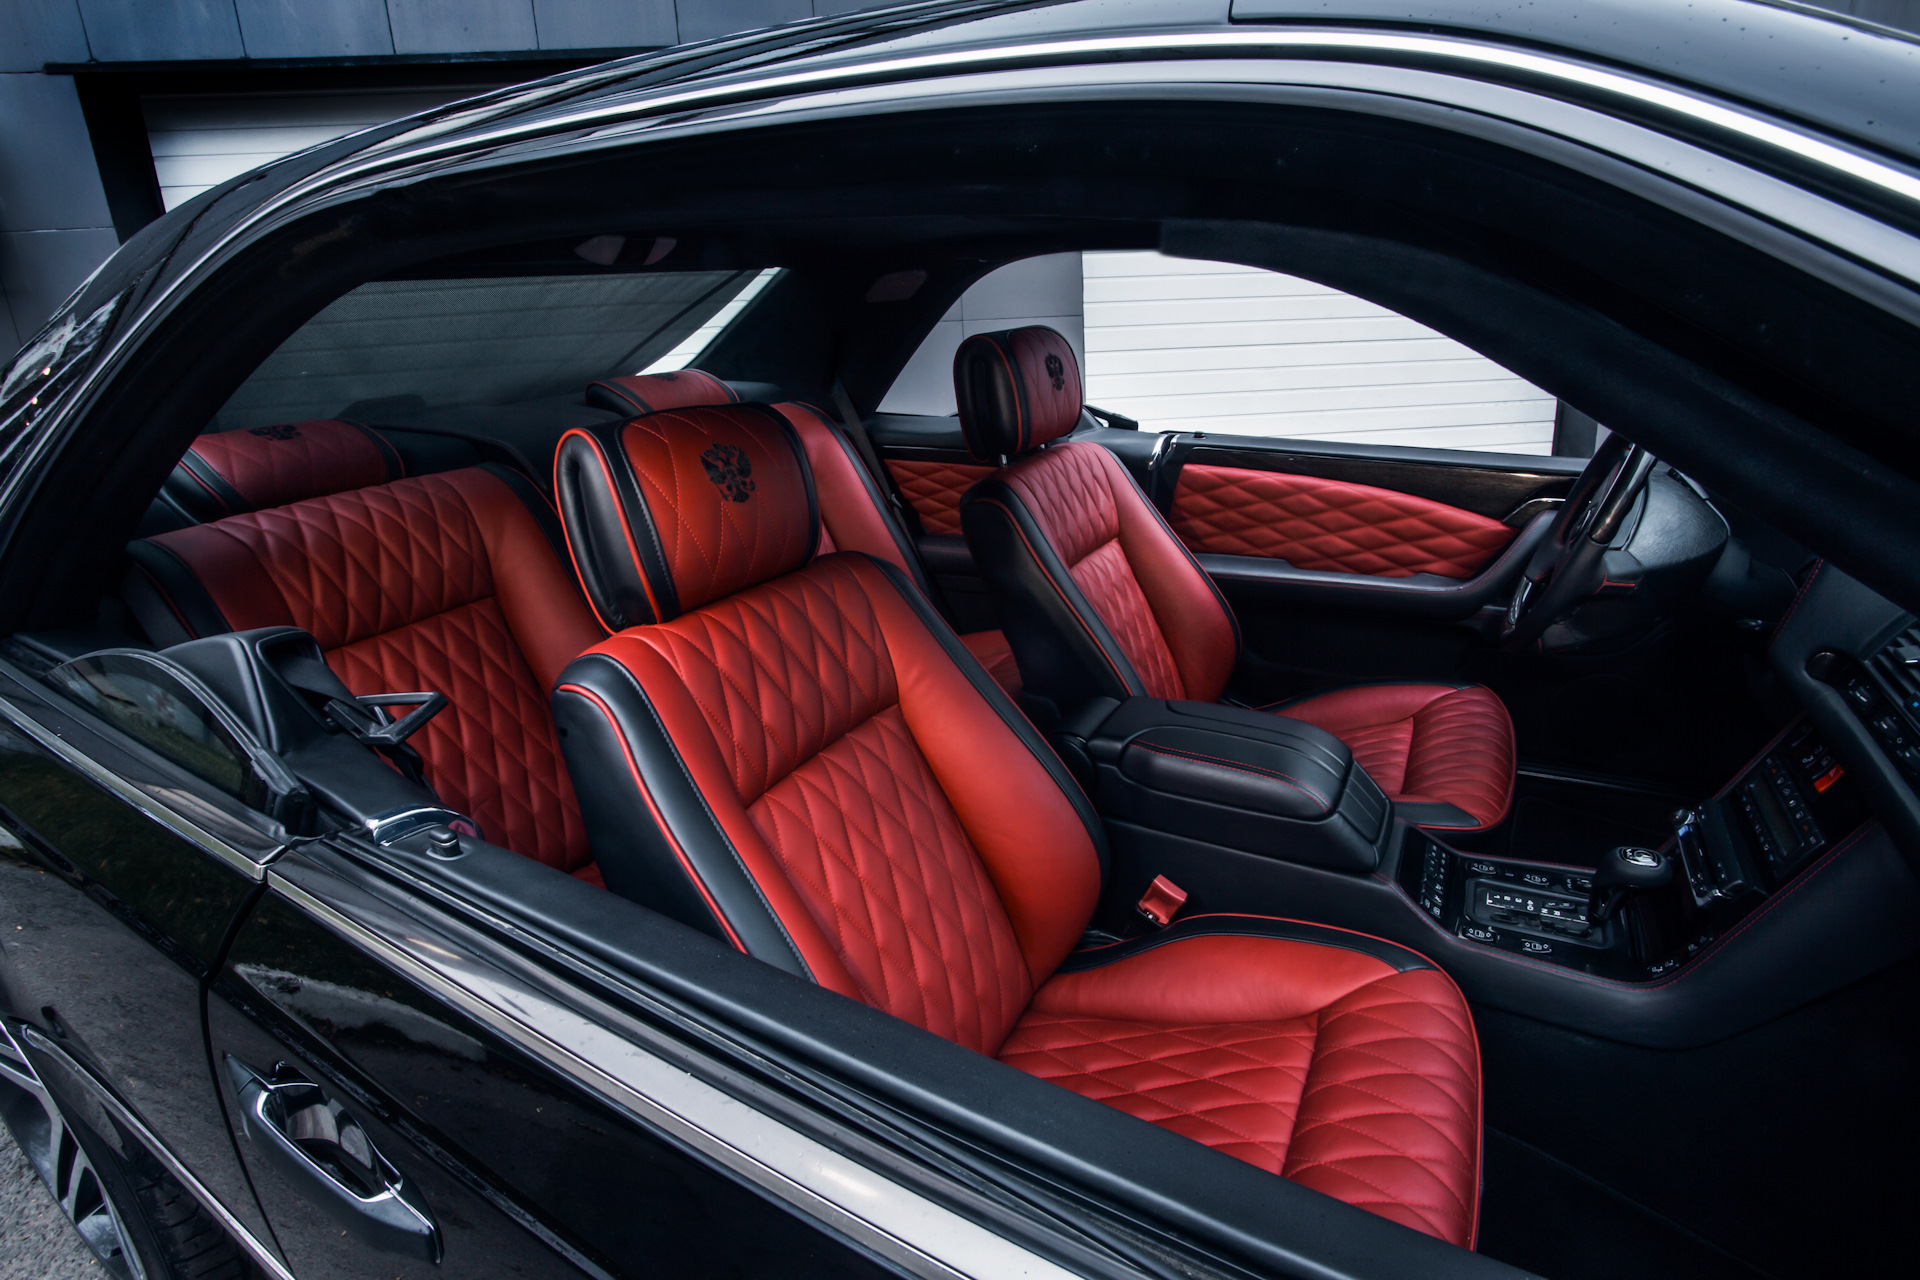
[2,2,1918,1277]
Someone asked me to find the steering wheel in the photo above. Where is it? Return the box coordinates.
[1501,434,1658,650]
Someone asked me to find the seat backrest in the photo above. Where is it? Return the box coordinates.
[954,327,1240,708]
[160,419,404,523]
[585,368,740,417]
[550,405,1104,1054]
[126,464,605,874]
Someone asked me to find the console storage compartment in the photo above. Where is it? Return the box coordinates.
[1075,698,1392,872]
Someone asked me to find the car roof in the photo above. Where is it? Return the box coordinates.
[36,0,1920,371]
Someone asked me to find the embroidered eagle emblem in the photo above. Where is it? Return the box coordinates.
[250,423,302,440]
[700,442,755,503]
[1044,352,1065,391]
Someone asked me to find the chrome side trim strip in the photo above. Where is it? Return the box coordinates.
[18,1026,297,1280]
[267,870,1084,1280]
[0,692,275,878]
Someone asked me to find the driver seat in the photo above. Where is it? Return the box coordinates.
[955,328,1516,833]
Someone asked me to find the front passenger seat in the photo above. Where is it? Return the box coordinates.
[547,404,1483,1247]
[956,327,1516,833]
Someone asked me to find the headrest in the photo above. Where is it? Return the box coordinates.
[586,368,740,417]
[554,404,819,628]
[953,326,1083,460]
[163,419,403,521]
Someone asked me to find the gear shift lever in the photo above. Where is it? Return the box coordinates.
[1587,846,1672,926]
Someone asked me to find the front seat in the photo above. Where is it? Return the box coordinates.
[955,327,1516,834]
[548,403,1482,1247]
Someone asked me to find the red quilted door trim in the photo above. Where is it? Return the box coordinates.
[1171,465,1515,579]
[887,458,993,535]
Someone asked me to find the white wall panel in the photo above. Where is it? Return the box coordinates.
[1083,252,1557,454]
[144,89,485,210]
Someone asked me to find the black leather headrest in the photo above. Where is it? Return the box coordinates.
[953,326,1082,460]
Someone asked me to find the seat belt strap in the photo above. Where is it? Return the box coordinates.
[830,378,924,539]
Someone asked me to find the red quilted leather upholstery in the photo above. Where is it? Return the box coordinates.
[614,406,816,615]
[888,458,992,535]
[1171,465,1515,579]
[180,420,397,515]
[1005,442,1237,701]
[147,468,604,872]
[587,553,1100,1050]
[998,931,1481,1248]
[1277,685,1516,829]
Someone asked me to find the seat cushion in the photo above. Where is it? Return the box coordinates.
[1273,684,1516,830]
[998,919,1482,1248]
[128,465,605,872]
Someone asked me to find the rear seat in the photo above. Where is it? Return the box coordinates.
[124,424,607,881]
[587,373,1021,694]
[153,418,403,525]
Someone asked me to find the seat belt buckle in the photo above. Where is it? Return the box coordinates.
[1135,876,1188,928]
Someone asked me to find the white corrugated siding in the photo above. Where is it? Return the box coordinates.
[1082,252,1557,454]
[144,89,485,211]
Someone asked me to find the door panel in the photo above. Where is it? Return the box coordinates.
[211,859,900,1280]
[0,667,285,1264]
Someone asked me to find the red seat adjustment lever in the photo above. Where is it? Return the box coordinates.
[1135,875,1188,928]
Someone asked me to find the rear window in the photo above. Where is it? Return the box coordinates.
[212,270,767,431]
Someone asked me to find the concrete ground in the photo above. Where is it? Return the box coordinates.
[0,1124,97,1278]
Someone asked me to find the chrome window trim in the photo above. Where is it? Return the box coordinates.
[18,1025,298,1280]
[0,688,281,878]
[266,867,1087,1280]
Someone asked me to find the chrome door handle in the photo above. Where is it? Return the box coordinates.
[225,1056,441,1262]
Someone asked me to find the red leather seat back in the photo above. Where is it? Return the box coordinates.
[128,466,605,873]
[164,419,403,522]
[553,404,818,629]
[550,406,1105,1049]
[586,368,739,417]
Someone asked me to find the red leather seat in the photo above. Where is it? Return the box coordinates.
[578,371,1020,694]
[547,404,1482,1246]
[157,418,404,523]
[125,446,607,880]
[955,328,1516,832]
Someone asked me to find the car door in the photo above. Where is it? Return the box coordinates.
[0,648,291,1274]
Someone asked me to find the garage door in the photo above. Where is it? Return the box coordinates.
[1082,251,1558,454]
[143,89,490,211]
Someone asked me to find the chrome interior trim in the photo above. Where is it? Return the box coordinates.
[18,1026,298,1280]
[0,691,278,878]
[267,869,1084,1280]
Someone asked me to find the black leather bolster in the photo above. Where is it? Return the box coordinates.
[551,653,811,979]
[1058,912,1434,975]
[916,534,976,576]
[1198,508,1553,620]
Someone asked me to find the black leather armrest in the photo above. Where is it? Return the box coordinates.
[1084,698,1392,873]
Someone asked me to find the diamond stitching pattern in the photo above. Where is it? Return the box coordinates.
[629,557,1033,1052]
[330,599,588,872]
[752,706,1031,1053]
[999,1012,1318,1171]
[1172,466,1515,579]
[1279,685,1514,827]
[888,459,993,535]
[1009,444,1186,698]
[998,965,1480,1248]
[1282,970,1480,1246]
[173,472,592,871]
